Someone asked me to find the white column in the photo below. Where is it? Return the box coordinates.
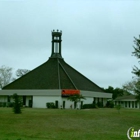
[130,101,132,108]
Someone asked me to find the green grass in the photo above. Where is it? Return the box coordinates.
[0,108,140,140]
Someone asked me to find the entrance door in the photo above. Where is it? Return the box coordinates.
[28,96,33,108]
[23,96,26,106]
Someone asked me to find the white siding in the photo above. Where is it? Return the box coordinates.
[83,97,93,104]
[62,98,73,109]
[25,96,32,107]
[0,89,112,108]
[33,96,61,108]
[81,90,112,98]
[115,101,140,109]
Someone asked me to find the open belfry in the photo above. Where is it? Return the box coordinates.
[0,30,112,108]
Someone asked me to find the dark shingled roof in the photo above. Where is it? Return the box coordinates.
[3,57,103,92]
[3,30,104,92]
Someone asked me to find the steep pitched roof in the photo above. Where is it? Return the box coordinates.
[3,30,104,92]
[3,57,104,92]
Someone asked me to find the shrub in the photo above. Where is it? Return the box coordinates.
[13,93,22,114]
[97,102,103,108]
[46,102,55,108]
[2,102,6,107]
[116,104,121,109]
[0,102,6,107]
[106,100,114,108]
[7,102,14,107]
[83,104,94,109]
[116,104,121,114]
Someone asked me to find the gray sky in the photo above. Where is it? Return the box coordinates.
[0,0,139,88]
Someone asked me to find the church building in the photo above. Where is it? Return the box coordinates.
[0,30,112,108]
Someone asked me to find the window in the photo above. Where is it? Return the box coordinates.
[7,96,10,102]
[128,101,130,108]
[135,101,137,108]
[97,98,99,104]
[54,36,59,40]
[132,101,134,108]
[54,43,59,53]
[125,101,127,107]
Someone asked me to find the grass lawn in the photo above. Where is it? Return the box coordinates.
[0,108,140,140]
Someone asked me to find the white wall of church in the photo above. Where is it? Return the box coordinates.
[61,98,72,109]
[61,97,95,109]
[24,96,32,107]
[33,96,61,108]
[32,96,95,109]
[82,97,93,104]
[0,89,112,108]
[33,96,78,109]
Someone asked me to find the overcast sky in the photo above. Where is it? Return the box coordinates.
[0,0,139,88]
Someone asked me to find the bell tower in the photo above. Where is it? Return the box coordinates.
[50,29,62,58]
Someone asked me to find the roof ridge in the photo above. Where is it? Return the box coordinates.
[57,58,61,89]
[58,60,77,89]
[61,60,104,92]
[3,60,50,89]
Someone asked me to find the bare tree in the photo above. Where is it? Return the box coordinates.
[123,78,140,95]
[0,65,13,89]
[16,69,30,78]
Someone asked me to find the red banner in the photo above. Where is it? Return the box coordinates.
[62,89,80,97]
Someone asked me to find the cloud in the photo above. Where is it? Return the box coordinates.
[0,0,139,88]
